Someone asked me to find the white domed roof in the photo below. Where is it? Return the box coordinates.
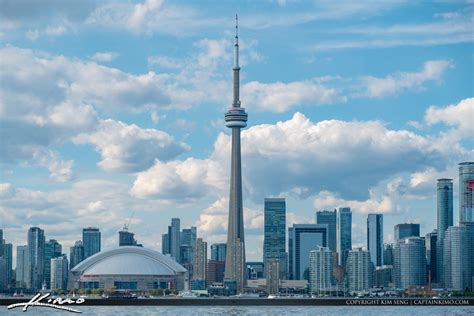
[72,246,186,276]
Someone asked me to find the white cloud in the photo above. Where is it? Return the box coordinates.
[313,190,395,214]
[360,60,452,98]
[73,119,189,173]
[243,79,343,112]
[132,110,459,203]
[425,97,474,138]
[90,51,119,62]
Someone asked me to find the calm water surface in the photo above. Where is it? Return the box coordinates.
[4,306,474,315]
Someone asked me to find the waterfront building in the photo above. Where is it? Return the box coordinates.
[16,245,30,288]
[210,243,227,261]
[161,233,170,255]
[345,248,372,291]
[246,262,264,280]
[443,222,474,291]
[309,247,333,293]
[69,240,84,269]
[266,258,280,295]
[224,15,249,293]
[3,243,12,288]
[394,223,420,244]
[28,227,45,289]
[375,265,393,288]
[338,207,352,267]
[316,210,337,253]
[44,239,62,289]
[169,218,181,262]
[83,227,101,259]
[206,260,225,284]
[436,178,453,285]
[459,162,474,222]
[180,227,197,265]
[367,214,383,267]
[425,229,438,284]
[50,255,68,291]
[0,257,6,291]
[289,224,328,280]
[383,244,394,266]
[119,227,138,246]
[193,238,207,283]
[263,198,286,279]
[393,237,427,289]
[69,246,188,291]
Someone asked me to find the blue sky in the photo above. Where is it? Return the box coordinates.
[0,0,473,262]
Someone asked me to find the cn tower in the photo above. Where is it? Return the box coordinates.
[224,14,248,292]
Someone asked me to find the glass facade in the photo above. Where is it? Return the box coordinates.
[367,214,383,267]
[316,210,337,253]
[394,223,420,243]
[337,207,352,267]
[263,198,286,278]
[27,227,45,289]
[83,227,101,259]
[443,222,474,291]
[436,178,453,285]
[459,162,474,222]
[289,224,327,280]
[44,239,62,289]
[425,229,437,284]
[70,240,84,269]
[210,243,227,261]
[345,248,372,291]
[393,237,426,289]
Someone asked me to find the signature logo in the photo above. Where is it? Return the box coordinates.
[7,292,85,313]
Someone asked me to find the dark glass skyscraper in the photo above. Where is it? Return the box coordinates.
[83,227,101,259]
[69,240,84,269]
[316,210,337,253]
[263,198,286,278]
[210,243,227,261]
[425,229,437,283]
[337,207,352,267]
[394,223,420,244]
[27,227,45,289]
[367,214,383,267]
[169,218,181,262]
[459,162,474,222]
[119,228,138,246]
[393,237,427,289]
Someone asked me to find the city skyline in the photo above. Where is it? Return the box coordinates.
[1,0,473,267]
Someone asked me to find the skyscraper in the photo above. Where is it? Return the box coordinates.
[27,227,45,289]
[180,226,197,265]
[367,214,383,267]
[436,178,453,285]
[337,207,352,267]
[316,210,337,253]
[393,237,427,289]
[425,229,437,284]
[289,224,328,280]
[210,243,227,261]
[443,222,474,291]
[44,239,62,289]
[383,244,394,266]
[193,238,207,289]
[309,247,333,294]
[119,227,138,246]
[83,227,101,259]
[16,245,30,288]
[224,15,248,293]
[3,243,12,289]
[459,162,474,222]
[162,233,170,255]
[437,179,453,239]
[0,257,6,291]
[69,240,84,269]
[345,248,372,291]
[394,223,420,244]
[266,258,280,295]
[50,255,68,291]
[169,218,181,262]
[263,198,286,279]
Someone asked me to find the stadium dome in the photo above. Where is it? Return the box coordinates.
[68,246,188,291]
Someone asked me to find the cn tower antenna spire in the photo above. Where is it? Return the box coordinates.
[235,14,239,44]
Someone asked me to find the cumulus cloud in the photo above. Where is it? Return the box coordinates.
[360,60,452,98]
[132,111,459,203]
[313,190,395,215]
[243,80,343,113]
[90,51,119,62]
[74,119,189,173]
[425,97,474,139]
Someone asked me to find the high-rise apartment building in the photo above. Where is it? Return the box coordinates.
[367,214,383,267]
[263,198,286,278]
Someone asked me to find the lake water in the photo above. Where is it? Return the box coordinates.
[4,306,474,315]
